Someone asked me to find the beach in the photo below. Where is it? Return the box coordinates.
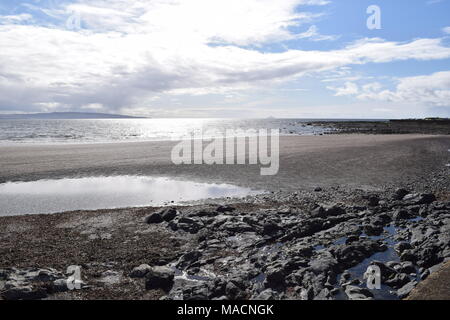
[0,133,449,300]
[1,134,448,190]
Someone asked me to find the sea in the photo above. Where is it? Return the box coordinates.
[0,118,374,144]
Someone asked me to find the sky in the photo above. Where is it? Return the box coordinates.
[0,0,449,118]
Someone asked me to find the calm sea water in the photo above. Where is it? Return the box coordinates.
[0,118,382,144]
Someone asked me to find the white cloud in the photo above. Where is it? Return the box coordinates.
[0,13,33,24]
[0,0,450,115]
[329,72,450,107]
[297,25,340,41]
[443,27,450,34]
[327,82,359,96]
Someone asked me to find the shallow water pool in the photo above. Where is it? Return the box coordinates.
[0,176,261,216]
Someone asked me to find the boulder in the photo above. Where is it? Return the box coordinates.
[130,264,152,278]
[393,188,409,200]
[145,212,163,224]
[397,280,417,299]
[145,266,175,291]
[403,193,436,205]
[368,195,380,207]
[344,285,374,300]
[217,205,236,213]
[2,286,47,300]
[161,208,179,222]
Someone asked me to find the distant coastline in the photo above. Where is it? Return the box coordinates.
[0,112,145,120]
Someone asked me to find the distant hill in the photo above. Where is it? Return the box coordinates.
[0,112,146,120]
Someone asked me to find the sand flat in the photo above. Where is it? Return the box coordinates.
[0,134,448,191]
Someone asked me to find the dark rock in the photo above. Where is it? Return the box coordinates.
[2,286,47,300]
[363,224,383,236]
[403,193,436,205]
[217,205,236,213]
[333,241,385,269]
[225,281,243,300]
[264,266,286,289]
[400,250,416,262]
[368,261,397,282]
[393,188,409,200]
[397,280,417,299]
[51,279,69,293]
[161,208,178,222]
[145,266,175,291]
[394,242,413,254]
[311,205,346,218]
[344,285,374,300]
[314,187,323,192]
[420,269,430,280]
[385,273,410,289]
[393,209,411,221]
[222,221,253,233]
[262,222,280,236]
[368,195,380,207]
[252,289,277,300]
[145,212,163,224]
[177,251,202,269]
[398,261,416,274]
[130,264,152,278]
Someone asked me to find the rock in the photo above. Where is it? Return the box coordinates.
[394,242,413,254]
[420,269,430,281]
[403,193,436,205]
[145,266,175,291]
[393,209,412,221]
[399,262,416,274]
[178,218,202,234]
[333,241,384,269]
[161,208,178,222]
[344,285,374,300]
[339,271,351,285]
[262,222,280,236]
[308,251,338,275]
[252,289,277,300]
[314,187,323,192]
[311,205,346,218]
[393,188,409,200]
[51,279,69,293]
[385,273,410,289]
[217,205,235,213]
[363,224,383,236]
[397,281,417,299]
[24,268,61,282]
[400,250,416,262]
[130,264,152,278]
[177,251,202,269]
[264,266,285,289]
[145,212,163,224]
[2,286,47,300]
[225,281,242,300]
[368,261,397,282]
[368,195,380,207]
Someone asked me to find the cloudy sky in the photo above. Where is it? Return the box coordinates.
[0,0,449,118]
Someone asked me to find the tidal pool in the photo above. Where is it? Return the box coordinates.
[0,176,261,216]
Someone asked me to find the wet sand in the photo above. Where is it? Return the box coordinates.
[0,134,448,191]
